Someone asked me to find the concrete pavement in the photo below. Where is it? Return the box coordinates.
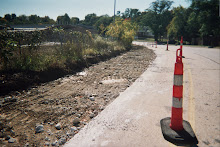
[64,42,220,147]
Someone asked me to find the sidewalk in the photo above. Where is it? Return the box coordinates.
[65,42,220,147]
[64,42,176,147]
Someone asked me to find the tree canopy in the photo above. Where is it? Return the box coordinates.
[167,0,220,44]
[167,6,189,40]
[1,0,219,46]
[57,13,71,25]
[106,18,138,49]
[121,8,141,22]
[0,14,55,25]
[141,0,173,41]
[83,13,98,26]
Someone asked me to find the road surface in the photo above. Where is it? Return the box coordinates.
[64,42,220,147]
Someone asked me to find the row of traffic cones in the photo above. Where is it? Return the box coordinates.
[150,41,168,50]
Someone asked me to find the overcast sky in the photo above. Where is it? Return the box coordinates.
[0,0,190,20]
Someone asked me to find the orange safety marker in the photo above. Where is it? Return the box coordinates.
[170,47,183,130]
[160,37,198,146]
[180,36,183,56]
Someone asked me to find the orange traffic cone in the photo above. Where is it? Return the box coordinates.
[160,37,198,146]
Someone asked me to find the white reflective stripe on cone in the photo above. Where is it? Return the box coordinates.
[172,97,183,108]
[174,75,183,86]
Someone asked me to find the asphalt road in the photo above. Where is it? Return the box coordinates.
[64,42,220,147]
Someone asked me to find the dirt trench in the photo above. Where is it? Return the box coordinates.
[0,45,156,147]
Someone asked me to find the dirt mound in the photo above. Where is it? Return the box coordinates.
[0,45,156,146]
[0,49,124,96]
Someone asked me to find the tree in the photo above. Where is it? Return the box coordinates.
[71,17,80,25]
[83,13,97,26]
[17,15,28,24]
[63,13,70,25]
[3,13,16,24]
[57,13,70,25]
[167,0,220,45]
[57,16,63,25]
[4,14,12,22]
[167,6,189,41]
[122,8,141,22]
[11,13,16,20]
[190,0,220,38]
[122,8,131,19]
[106,18,138,49]
[41,16,55,24]
[94,15,113,35]
[29,15,40,24]
[141,0,173,41]
[0,18,7,25]
[186,9,200,41]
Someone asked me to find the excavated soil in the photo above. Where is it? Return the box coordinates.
[0,45,156,147]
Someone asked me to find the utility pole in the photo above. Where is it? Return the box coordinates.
[114,0,116,22]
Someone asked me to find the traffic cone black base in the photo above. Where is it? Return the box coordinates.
[160,117,198,146]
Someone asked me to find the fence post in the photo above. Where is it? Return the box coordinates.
[166,40,169,51]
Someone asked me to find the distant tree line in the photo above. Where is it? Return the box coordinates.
[56,13,113,34]
[0,14,55,25]
[166,0,220,45]
[78,0,219,45]
[1,0,219,46]
[118,0,219,45]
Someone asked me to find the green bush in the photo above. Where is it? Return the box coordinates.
[93,36,109,53]
[106,19,138,50]
[0,27,126,72]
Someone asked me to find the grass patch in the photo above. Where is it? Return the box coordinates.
[0,30,125,73]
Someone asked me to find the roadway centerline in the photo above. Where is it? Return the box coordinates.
[186,65,196,131]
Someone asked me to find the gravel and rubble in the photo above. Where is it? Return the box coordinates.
[0,45,156,146]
